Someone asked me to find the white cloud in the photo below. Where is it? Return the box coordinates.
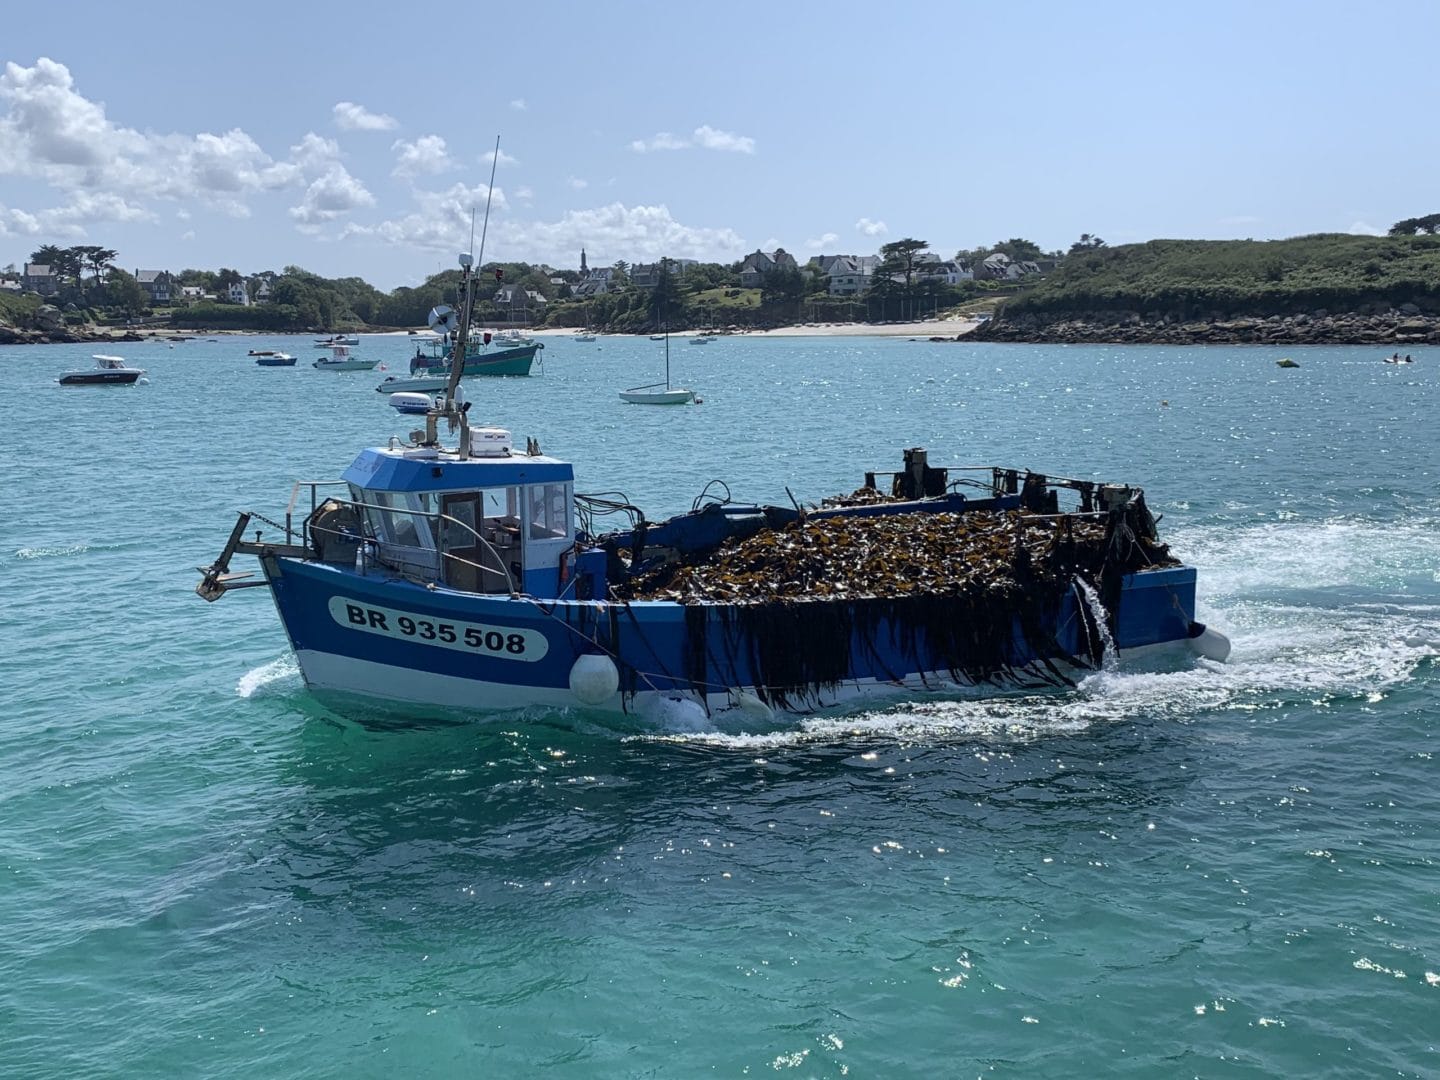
[1347,220,1384,236]
[515,185,534,204]
[0,191,155,239]
[509,99,527,111]
[630,126,756,154]
[692,125,756,154]
[332,101,397,131]
[481,148,520,168]
[342,182,507,252]
[291,132,342,173]
[568,177,588,190]
[180,229,195,241]
[494,203,745,267]
[855,217,888,237]
[391,134,453,178]
[290,165,375,225]
[0,58,319,223]
[806,231,839,250]
[346,198,742,268]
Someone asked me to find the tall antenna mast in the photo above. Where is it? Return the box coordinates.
[443,135,503,432]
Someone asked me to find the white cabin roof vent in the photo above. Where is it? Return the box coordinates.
[470,427,513,457]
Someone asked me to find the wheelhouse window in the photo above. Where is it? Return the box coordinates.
[527,483,571,539]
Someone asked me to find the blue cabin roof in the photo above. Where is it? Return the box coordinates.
[343,447,574,493]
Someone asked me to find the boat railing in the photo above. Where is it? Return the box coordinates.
[862,464,1137,513]
[294,488,521,596]
[286,480,351,544]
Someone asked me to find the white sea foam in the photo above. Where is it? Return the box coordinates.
[632,515,1440,750]
[236,655,301,699]
[13,544,88,560]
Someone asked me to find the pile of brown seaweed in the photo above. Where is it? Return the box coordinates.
[613,509,1176,604]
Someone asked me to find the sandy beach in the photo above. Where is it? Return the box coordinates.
[528,318,981,339]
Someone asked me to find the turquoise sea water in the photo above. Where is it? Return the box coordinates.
[2,334,1437,1077]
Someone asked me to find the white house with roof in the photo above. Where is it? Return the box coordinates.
[810,254,882,296]
[227,280,250,305]
[917,260,973,286]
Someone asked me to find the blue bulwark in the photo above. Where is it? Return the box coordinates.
[342,448,575,493]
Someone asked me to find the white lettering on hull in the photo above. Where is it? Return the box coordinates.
[327,597,548,662]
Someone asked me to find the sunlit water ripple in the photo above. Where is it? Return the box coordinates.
[1,336,1437,1077]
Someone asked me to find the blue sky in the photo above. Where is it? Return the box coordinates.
[3,0,1436,290]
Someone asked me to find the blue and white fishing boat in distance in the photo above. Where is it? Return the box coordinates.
[196,252,1230,721]
[375,320,541,393]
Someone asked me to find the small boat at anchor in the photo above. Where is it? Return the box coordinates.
[314,335,360,348]
[196,253,1230,720]
[59,354,147,386]
[620,331,695,405]
[255,352,297,367]
[313,345,379,371]
[374,321,540,393]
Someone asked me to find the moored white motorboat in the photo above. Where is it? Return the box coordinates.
[59,354,147,386]
[389,391,440,415]
[313,345,379,371]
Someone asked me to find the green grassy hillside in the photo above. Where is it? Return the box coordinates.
[1005,234,1440,318]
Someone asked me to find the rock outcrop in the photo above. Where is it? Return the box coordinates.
[970,309,1440,345]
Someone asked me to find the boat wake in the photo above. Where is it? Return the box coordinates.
[627,515,1440,749]
[13,544,89,560]
[237,655,302,699]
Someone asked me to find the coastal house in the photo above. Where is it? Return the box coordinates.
[179,285,205,301]
[630,259,695,289]
[227,280,250,306]
[253,279,272,303]
[136,270,173,304]
[916,260,973,286]
[738,249,799,288]
[493,284,547,321]
[22,263,58,296]
[810,254,881,296]
[572,249,615,298]
[978,253,1044,282]
[0,278,21,293]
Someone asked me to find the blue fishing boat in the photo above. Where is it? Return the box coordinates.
[196,254,1229,720]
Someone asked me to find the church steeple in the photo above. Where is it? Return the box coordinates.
[580,247,588,275]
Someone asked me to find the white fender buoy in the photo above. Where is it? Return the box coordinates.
[569,653,619,705]
[1187,623,1231,663]
[730,689,774,720]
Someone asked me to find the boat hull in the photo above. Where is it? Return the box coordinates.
[260,556,1199,718]
[59,371,142,385]
[619,388,695,405]
[255,356,296,367]
[313,359,380,371]
[377,345,539,391]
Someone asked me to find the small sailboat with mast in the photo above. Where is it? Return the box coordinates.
[619,330,696,405]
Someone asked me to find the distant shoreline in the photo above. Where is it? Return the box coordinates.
[1,319,985,346]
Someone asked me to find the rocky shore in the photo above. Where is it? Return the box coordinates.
[971,307,1440,346]
[0,325,148,345]
[0,302,149,346]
